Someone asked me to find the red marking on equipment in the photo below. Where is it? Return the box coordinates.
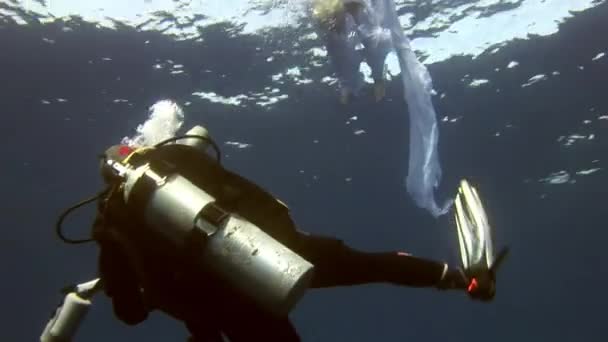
[119,146,133,156]
[468,278,478,293]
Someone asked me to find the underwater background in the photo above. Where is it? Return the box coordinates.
[2,0,607,341]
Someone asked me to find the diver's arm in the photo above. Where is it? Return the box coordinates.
[93,210,149,325]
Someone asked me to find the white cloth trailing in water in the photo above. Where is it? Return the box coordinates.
[323,0,453,217]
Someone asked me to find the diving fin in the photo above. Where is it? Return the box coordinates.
[454,179,508,299]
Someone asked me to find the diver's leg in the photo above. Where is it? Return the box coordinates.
[219,305,301,342]
[293,233,466,289]
[182,274,301,342]
[185,306,299,342]
[186,321,225,342]
[347,0,392,101]
[320,13,364,103]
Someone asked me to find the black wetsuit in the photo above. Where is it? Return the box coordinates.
[94,144,452,342]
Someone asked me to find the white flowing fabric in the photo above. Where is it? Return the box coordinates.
[328,0,453,217]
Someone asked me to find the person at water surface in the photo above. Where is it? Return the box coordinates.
[312,0,394,104]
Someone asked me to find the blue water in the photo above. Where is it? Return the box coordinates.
[2,1,607,341]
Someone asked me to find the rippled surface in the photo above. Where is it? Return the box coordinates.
[1,0,603,108]
[2,1,608,341]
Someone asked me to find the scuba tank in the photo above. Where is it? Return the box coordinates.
[177,125,211,151]
[104,125,315,316]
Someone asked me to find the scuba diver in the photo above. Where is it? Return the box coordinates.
[313,0,394,104]
[72,125,501,342]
